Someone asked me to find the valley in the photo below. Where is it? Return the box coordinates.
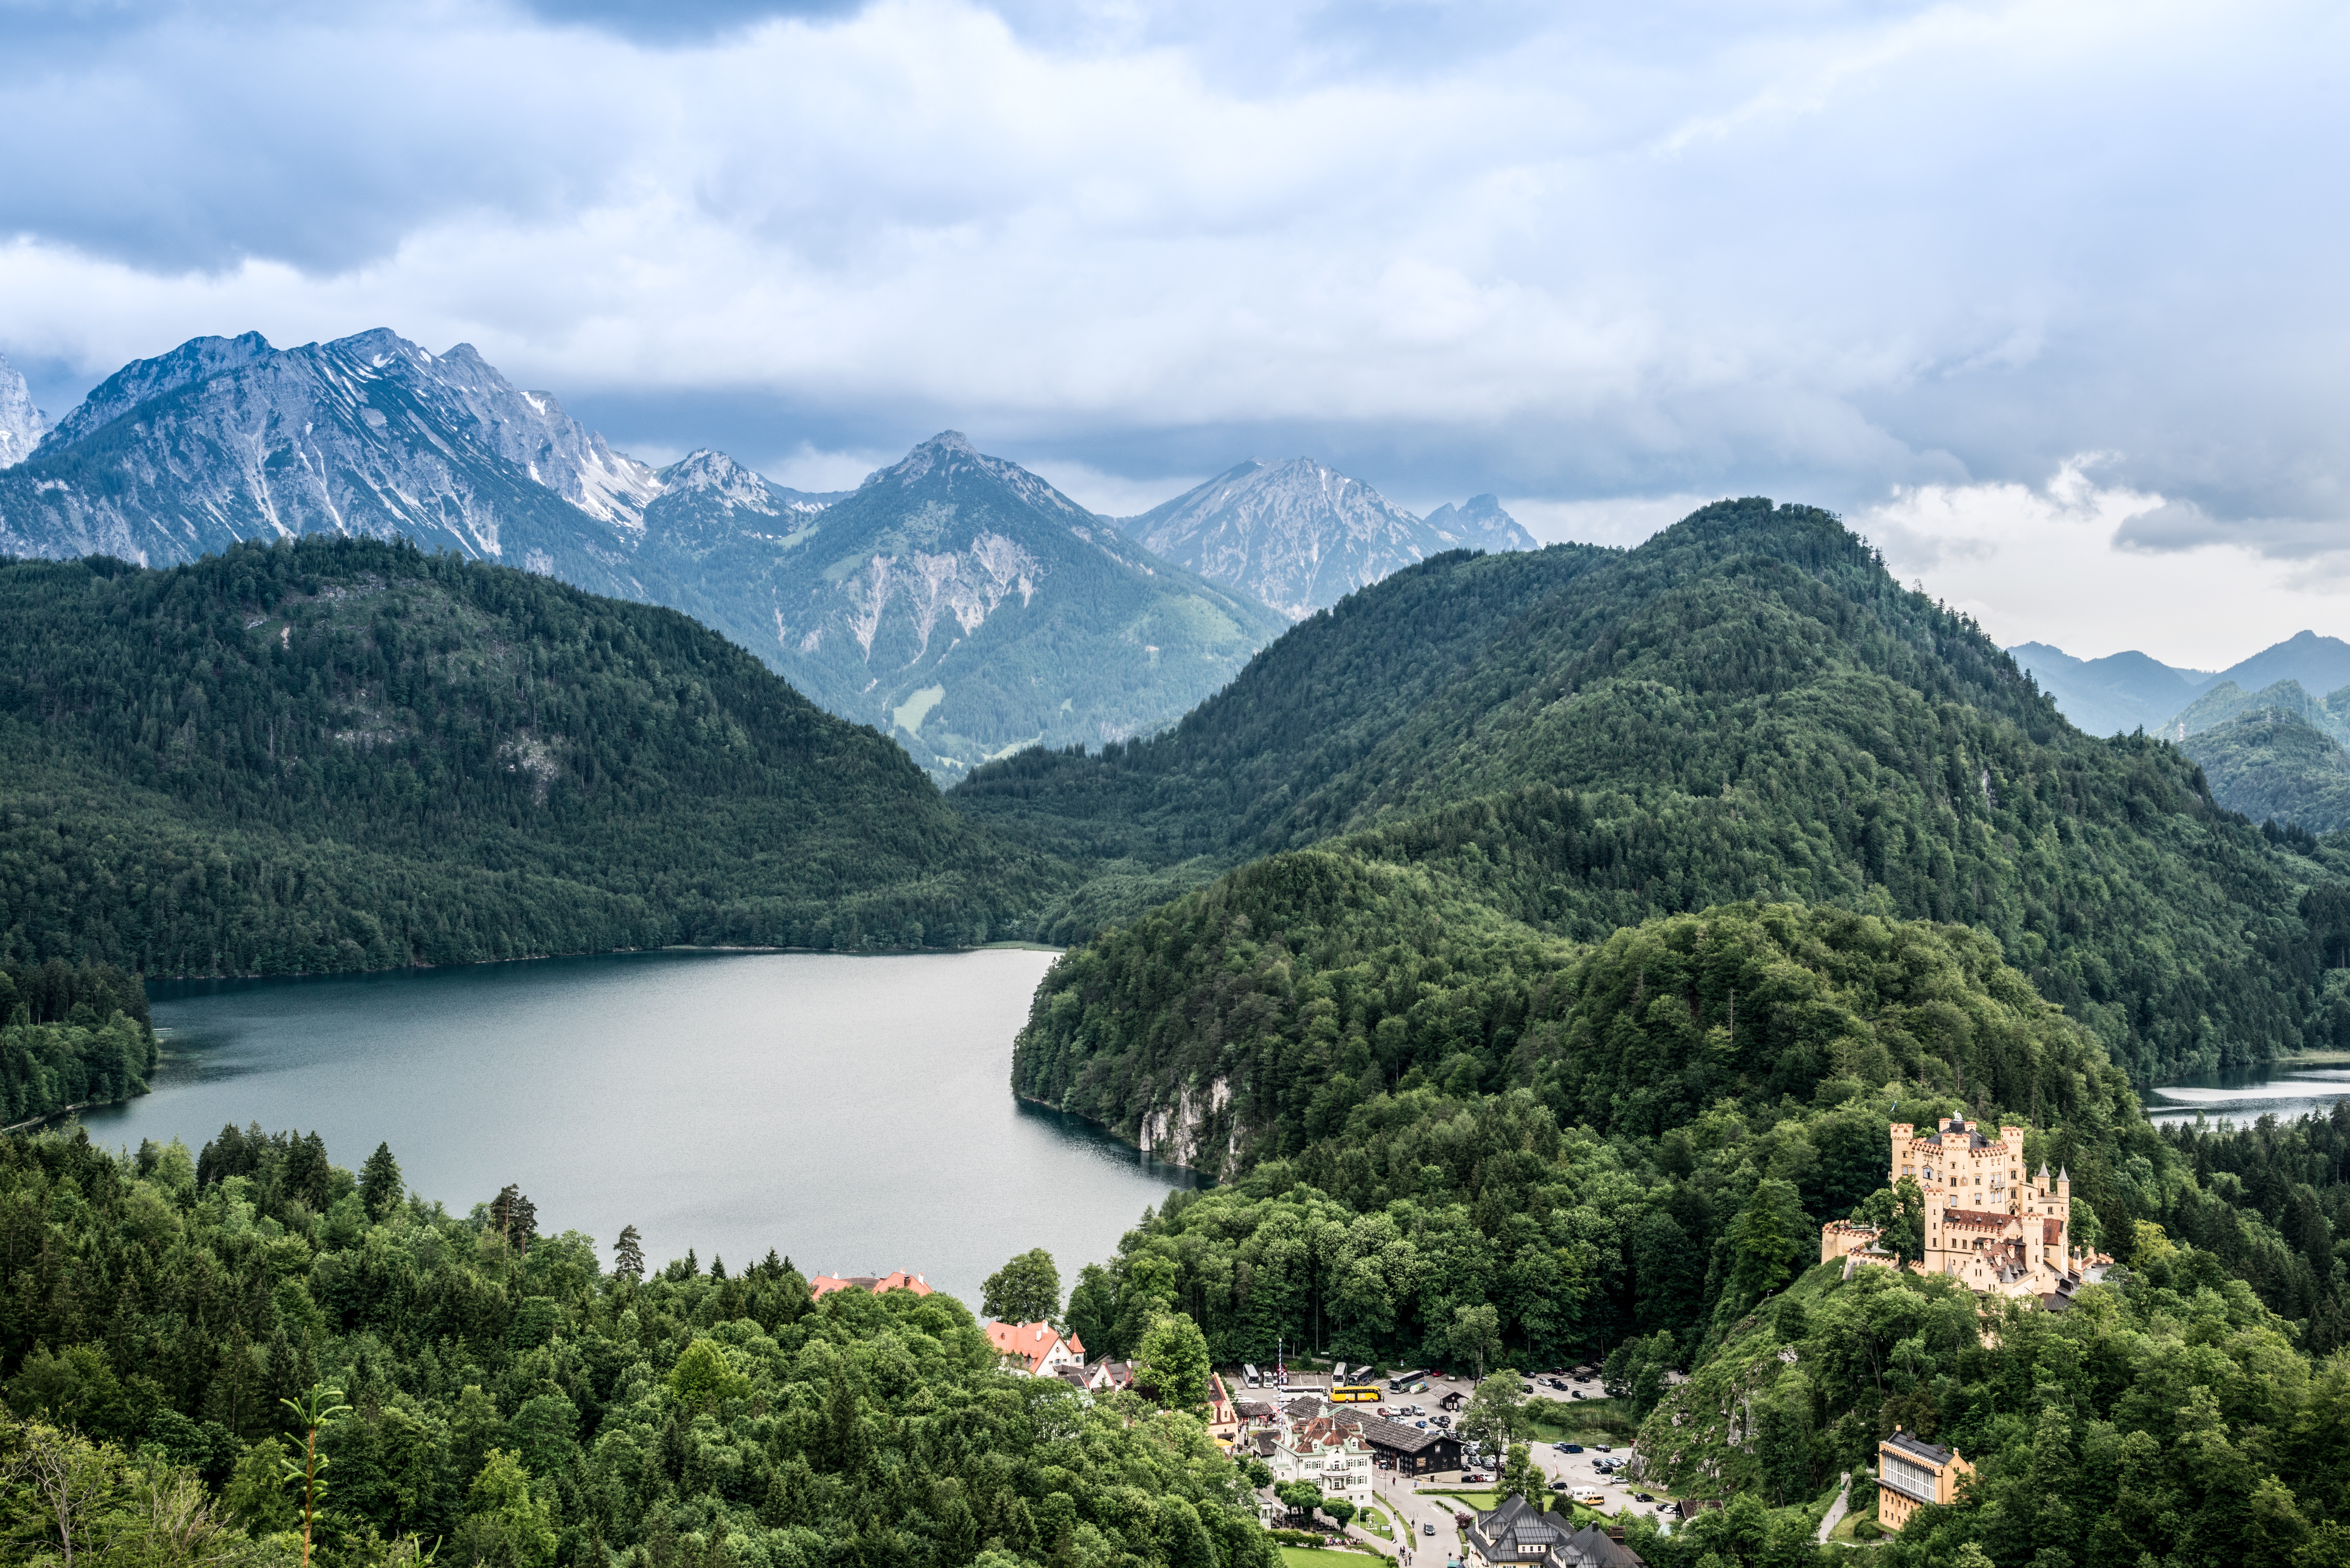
[4,483,2349,1568]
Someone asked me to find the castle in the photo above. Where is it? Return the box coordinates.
[1821,1115,2105,1303]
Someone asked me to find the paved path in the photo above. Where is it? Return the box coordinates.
[1816,1472,1853,1543]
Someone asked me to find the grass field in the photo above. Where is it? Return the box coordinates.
[1279,1547,1381,1568]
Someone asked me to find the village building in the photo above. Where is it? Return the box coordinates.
[1265,1416,1374,1505]
[984,1320,1085,1376]
[1876,1431,1974,1532]
[1354,1414,1463,1476]
[807,1269,934,1299]
[1820,1115,2110,1303]
[1465,1496,1643,1568]
[1206,1372,1242,1446]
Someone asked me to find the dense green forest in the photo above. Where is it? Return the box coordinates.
[1051,904,2349,1379]
[0,1125,1274,1568]
[1619,1246,2350,1568]
[2182,706,2350,834]
[994,501,2345,1107]
[0,957,157,1126]
[0,539,1058,975]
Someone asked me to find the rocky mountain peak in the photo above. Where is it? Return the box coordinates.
[655,449,783,515]
[0,353,45,470]
[1422,493,1536,552]
[862,431,1091,522]
[1117,454,1525,619]
[37,330,273,455]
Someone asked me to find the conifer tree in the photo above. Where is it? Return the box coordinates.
[613,1224,645,1283]
[358,1142,403,1220]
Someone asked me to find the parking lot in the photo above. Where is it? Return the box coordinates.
[1344,1367,1680,1535]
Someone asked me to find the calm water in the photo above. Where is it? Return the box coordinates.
[82,949,1193,1305]
[2147,1060,2350,1127]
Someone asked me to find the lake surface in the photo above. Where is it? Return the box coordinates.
[83,949,1194,1305]
[2146,1059,2350,1127]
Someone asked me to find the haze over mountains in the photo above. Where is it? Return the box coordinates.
[2016,629,2350,833]
[1114,457,1534,621]
[0,328,1547,777]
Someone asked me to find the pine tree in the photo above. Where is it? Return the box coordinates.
[613,1225,645,1283]
[490,1185,538,1255]
[358,1142,403,1220]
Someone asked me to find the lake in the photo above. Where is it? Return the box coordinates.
[82,948,1194,1306]
[2146,1059,2350,1127]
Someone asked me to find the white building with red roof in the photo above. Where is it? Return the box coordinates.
[986,1320,1086,1376]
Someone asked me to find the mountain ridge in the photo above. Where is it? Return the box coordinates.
[1115,456,1534,620]
[0,330,1283,780]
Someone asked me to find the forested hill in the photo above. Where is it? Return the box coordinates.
[952,542,1617,875]
[0,1126,1274,1568]
[0,538,1057,974]
[1000,499,2346,1122]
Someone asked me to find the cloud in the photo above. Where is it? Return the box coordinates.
[0,0,2344,661]
[1857,458,2350,668]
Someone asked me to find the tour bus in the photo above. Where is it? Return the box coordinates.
[1330,1383,1383,1403]
[1387,1369,1429,1391]
[1243,1363,1261,1388]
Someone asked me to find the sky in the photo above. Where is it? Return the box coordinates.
[1,0,2343,667]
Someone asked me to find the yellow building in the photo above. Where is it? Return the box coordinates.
[1821,1114,2102,1303]
[1876,1430,1973,1530]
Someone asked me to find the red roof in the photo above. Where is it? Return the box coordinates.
[984,1320,1084,1372]
[809,1269,934,1299]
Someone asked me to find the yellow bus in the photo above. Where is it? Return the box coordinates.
[1331,1384,1383,1403]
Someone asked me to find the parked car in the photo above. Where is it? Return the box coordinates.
[1574,1489,1607,1508]
[1550,1481,1569,1492]
[1521,1383,1537,1395]
[1432,1415,1451,1428]
[1570,1391,1582,1399]
[1461,1473,1488,1484]
[1561,1444,1584,1453]
[1634,1493,1655,1503]
[1594,1444,1612,1452]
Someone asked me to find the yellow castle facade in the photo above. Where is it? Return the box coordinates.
[1821,1115,2102,1303]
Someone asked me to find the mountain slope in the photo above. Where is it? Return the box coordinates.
[953,543,1617,904]
[0,352,45,468]
[0,328,663,599]
[1116,458,1531,620]
[993,499,2336,1147]
[0,333,1273,779]
[691,432,1287,778]
[0,538,1055,973]
[2181,706,2350,833]
[2201,628,2350,701]
[2007,640,2211,735]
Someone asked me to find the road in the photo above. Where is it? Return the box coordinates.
[1815,1472,1852,1543]
[1332,1367,1679,1545]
